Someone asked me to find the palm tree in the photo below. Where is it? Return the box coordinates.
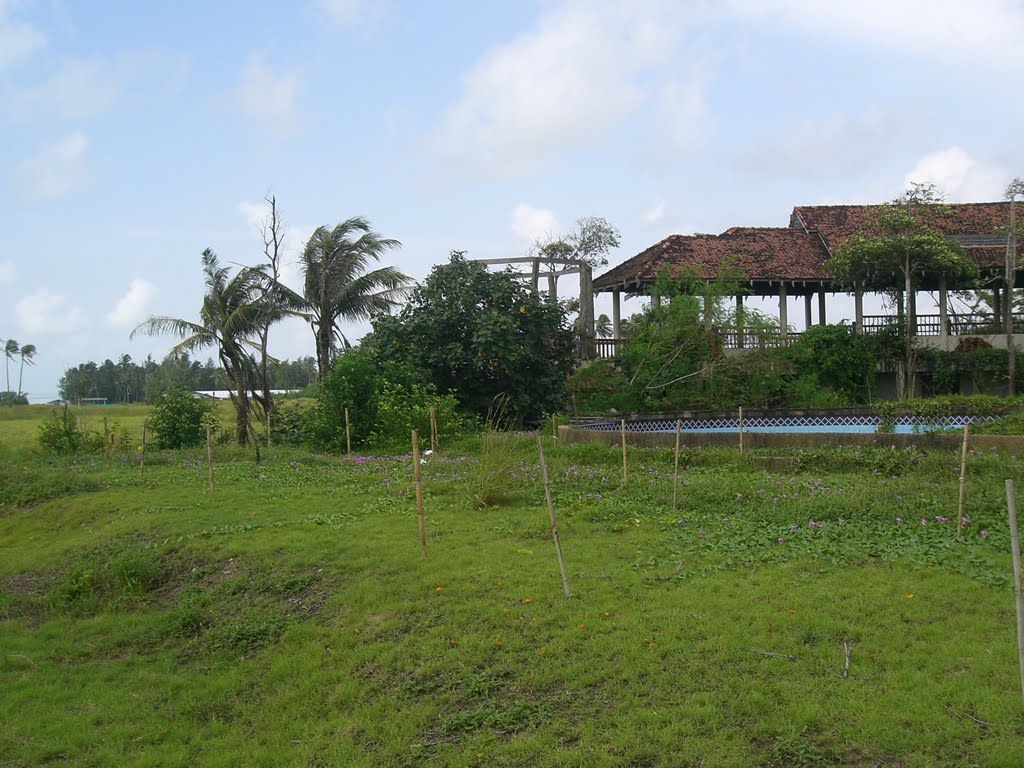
[288,217,408,379]
[17,343,36,399]
[3,339,19,404]
[133,249,264,444]
[596,314,612,339]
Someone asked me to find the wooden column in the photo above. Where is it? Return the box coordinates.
[531,258,540,294]
[817,289,827,326]
[939,276,949,341]
[854,286,864,333]
[778,282,788,339]
[612,288,622,340]
[804,293,813,330]
[736,293,745,349]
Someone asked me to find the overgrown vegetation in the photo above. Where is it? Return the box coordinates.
[148,386,219,449]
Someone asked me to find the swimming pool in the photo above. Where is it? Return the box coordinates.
[578,414,993,435]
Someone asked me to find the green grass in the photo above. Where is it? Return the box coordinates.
[2,414,1024,766]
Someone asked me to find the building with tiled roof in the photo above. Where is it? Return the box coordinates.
[593,201,1021,349]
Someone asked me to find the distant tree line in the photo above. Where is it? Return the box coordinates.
[58,353,316,404]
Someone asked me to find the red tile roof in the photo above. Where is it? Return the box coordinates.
[792,202,1013,269]
[593,227,831,292]
[595,202,1017,293]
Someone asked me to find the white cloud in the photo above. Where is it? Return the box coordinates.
[729,0,1024,73]
[432,1,692,179]
[15,131,88,200]
[512,204,561,242]
[0,1,45,73]
[315,0,371,26]
[238,200,269,231]
[650,78,710,152]
[106,278,158,328]
[641,200,667,224]
[235,54,303,137]
[0,259,13,284]
[905,147,1008,202]
[18,58,121,120]
[15,287,84,333]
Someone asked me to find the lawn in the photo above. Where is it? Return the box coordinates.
[2,406,1024,767]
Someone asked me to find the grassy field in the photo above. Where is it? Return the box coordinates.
[2,405,1024,766]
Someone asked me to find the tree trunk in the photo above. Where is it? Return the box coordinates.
[904,253,915,398]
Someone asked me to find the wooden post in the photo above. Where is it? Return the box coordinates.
[957,424,970,535]
[412,430,426,558]
[537,435,571,596]
[571,393,578,419]
[552,413,558,440]
[1006,479,1024,707]
[103,416,110,465]
[344,407,352,456]
[778,282,788,339]
[672,419,682,515]
[738,407,745,455]
[206,425,214,498]
[140,418,147,478]
[620,419,628,485]
[429,407,438,453]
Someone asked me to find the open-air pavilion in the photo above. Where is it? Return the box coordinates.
[591,202,1023,358]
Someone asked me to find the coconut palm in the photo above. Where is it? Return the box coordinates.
[16,343,36,398]
[287,217,408,379]
[133,249,265,444]
[596,314,613,339]
[3,339,19,404]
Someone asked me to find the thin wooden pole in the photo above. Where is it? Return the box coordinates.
[206,425,214,498]
[429,407,438,453]
[103,416,110,465]
[1007,479,1024,708]
[552,413,558,440]
[140,418,147,478]
[571,393,578,419]
[344,407,352,456]
[412,429,426,558]
[738,407,744,455]
[957,424,970,536]
[266,412,271,448]
[620,419,628,485]
[672,419,682,515]
[537,435,571,596]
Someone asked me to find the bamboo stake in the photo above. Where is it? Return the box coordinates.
[738,407,744,455]
[552,413,558,440]
[206,425,214,498]
[957,424,970,536]
[672,419,682,515]
[620,419,628,485]
[429,407,438,453]
[537,435,571,596]
[412,429,427,558]
[1007,479,1024,708]
[140,419,146,478]
[344,407,352,455]
[103,416,110,465]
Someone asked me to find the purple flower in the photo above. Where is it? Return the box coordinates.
[677,518,686,527]
[736,493,743,499]
[920,518,928,526]
[777,537,784,544]
[896,517,903,525]
[789,524,798,532]
[981,530,989,538]
[837,517,845,525]
[699,529,705,538]
[935,515,948,524]
[961,516,969,526]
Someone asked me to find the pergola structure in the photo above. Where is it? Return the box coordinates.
[593,202,1023,354]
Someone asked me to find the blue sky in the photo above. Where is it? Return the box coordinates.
[1,0,1021,401]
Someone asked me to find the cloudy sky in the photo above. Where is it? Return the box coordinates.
[1,0,1021,400]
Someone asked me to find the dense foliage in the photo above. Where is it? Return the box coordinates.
[38,405,102,455]
[373,253,576,424]
[303,344,470,451]
[148,387,218,449]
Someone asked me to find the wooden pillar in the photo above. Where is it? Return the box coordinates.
[580,263,595,358]
[736,293,745,349]
[854,286,864,333]
[778,282,788,339]
[817,289,827,326]
[804,293,813,330]
[703,282,712,329]
[531,258,540,294]
[939,276,949,341]
[612,288,622,340]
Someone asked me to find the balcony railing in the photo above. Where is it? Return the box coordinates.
[592,312,1024,357]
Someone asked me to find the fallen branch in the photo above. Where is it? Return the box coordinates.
[842,640,852,678]
[745,648,796,661]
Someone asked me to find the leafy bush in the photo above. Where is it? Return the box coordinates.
[568,359,641,414]
[306,345,471,452]
[148,387,218,449]
[38,405,102,455]
[784,324,876,404]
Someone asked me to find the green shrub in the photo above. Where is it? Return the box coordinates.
[148,387,218,449]
[38,405,102,455]
[568,359,641,414]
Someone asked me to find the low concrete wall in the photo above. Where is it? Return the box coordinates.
[559,424,1024,455]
